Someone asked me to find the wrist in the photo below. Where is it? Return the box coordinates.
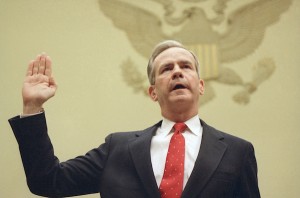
[23,104,44,115]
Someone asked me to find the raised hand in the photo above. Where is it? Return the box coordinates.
[22,53,57,114]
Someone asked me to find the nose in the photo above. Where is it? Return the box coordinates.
[172,65,183,80]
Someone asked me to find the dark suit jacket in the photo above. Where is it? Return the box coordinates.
[9,113,260,198]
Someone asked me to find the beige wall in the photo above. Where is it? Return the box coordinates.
[0,0,299,197]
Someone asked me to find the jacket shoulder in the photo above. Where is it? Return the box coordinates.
[106,121,161,142]
[201,120,253,147]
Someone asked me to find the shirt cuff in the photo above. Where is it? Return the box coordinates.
[20,108,44,118]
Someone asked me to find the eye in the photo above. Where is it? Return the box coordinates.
[183,64,192,69]
[161,65,172,73]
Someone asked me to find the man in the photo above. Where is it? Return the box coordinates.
[9,40,260,197]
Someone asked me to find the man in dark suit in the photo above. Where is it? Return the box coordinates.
[9,40,260,197]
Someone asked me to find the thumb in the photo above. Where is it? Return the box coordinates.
[49,76,58,90]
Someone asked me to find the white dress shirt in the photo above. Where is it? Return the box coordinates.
[150,115,203,188]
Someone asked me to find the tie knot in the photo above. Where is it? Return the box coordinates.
[174,122,187,133]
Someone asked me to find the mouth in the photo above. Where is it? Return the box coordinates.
[172,83,188,91]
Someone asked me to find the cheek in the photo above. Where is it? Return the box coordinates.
[190,78,203,93]
[153,82,169,99]
[155,77,167,88]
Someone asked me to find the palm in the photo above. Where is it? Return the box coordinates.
[23,75,55,105]
[22,53,57,113]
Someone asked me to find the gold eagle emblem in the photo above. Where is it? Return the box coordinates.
[98,0,292,105]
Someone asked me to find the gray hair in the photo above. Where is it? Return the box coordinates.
[147,40,200,85]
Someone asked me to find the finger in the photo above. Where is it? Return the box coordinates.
[26,60,34,76]
[45,55,52,77]
[38,53,47,75]
[33,55,41,75]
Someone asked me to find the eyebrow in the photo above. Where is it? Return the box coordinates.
[159,60,193,67]
[179,60,193,65]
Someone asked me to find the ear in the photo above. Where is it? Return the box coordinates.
[148,85,158,101]
[199,79,205,95]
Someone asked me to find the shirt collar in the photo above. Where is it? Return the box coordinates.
[158,115,202,137]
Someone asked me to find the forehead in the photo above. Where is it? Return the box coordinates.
[153,47,195,68]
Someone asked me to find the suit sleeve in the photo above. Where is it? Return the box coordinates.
[9,113,111,197]
[235,142,261,198]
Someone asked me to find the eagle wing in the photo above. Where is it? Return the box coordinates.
[98,0,166,58]
[219,0,292,63]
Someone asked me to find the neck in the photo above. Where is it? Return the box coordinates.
[161,106,198,123]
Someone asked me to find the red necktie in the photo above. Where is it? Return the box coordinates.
[159,123,187,198]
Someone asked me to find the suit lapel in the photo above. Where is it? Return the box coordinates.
[129,122,161,198]
[182,120,227,198]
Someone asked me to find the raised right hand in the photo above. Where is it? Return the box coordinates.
[22,53,58,114]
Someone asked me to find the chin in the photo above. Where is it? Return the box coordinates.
[170,95,192,103]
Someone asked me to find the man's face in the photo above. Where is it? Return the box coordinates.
[148,47,204,110]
